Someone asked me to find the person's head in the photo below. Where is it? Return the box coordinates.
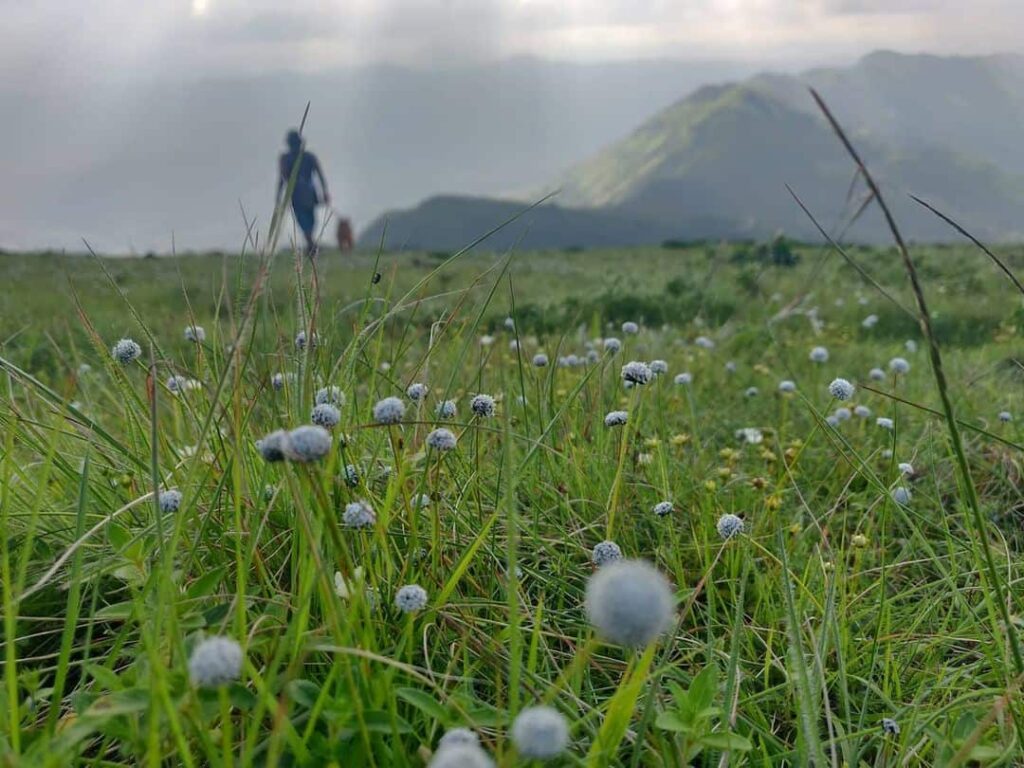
[285,130,302,152]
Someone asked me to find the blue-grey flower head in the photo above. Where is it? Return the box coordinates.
[184,325,206,343]
[854,405,872,418]
[584,559,674,647]
[271,372,296,391]
[511,705,569,759]
[591,540,623,567]
[283,425,332,462]
[898,462,914,476]
[167,374,189,394]
[159,489,183,513]
[826,415,840,428]
[999,410,1013,423]
[725,361,738,374]
[188,636,243,688]
[694,336,715,350]
[311,403,341,428]
[438,728,479,750]
[413,493,431,510]
[406,382,428,401]
[744,386,759,398]
[471,394,496,418]
[882,718,900,736]
[603,337,622,353]
[294,330,319,351]
[891,486,911,505]
[653,501,674,517]
[869,367,886,381]
[257,430,289,462]
[809,346,829,363]
[504,316,515,330]
[428,743,494,768]
[876,417,894,430]
[778,380,796,393]
[862,314,879,329]
[889,357,910,374]
[394,584,428,613]
[343,500,376,528]
[829,378,855,401]
[532,353,549,367]
[315,385,345,406]
[650,359,668,376]
[343,464,360,487]
[716,513,744,540]
[834,407,852,422]
[373,396,406,425]
[621,361,652,385]
[112,338,142,365]
[427,428,457,451]
[674,372,692,385]
[586,349,600,364]
[905,339,918,353]
[621,321,639,335]
[604,410,628,427]
[435,400,457,419]
[77,363,92,376]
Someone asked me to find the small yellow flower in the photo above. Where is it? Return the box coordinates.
[717,466,732,479]
[852,533,869,547]
[719,447,737,462]
[822,560,835,572]
[750,476,767,490]
[760,449,777,463]
[704,480,717,492]
[754,363,771,376]
[765,495,782,510]
[789,522,801,534]
[671,433,691,446]
[644,437,661,449]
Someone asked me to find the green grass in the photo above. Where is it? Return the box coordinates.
[2,240,1024,766]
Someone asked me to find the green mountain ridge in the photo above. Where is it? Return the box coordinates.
[361,51,1024,250]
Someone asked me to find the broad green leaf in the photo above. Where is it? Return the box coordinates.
[655,711,691,733]
[396,687,448,724]
[701,732,753,751]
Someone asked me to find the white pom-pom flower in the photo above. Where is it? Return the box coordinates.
[394,584,428,613]
[373,396,406,425]
[510,705,569,760]
[188,636,243,688]
[604,410,628,427]
[343,500,376,528]
[591,540,623,567]
[283,425,332,462]
[829,378,855,401]
[584,559,674,647]
[716,513,744,540]
[621,361,652,386]
[112,338,142,365]
[889,357,910,374]
[426,427,458,451]
[809,346,829,363]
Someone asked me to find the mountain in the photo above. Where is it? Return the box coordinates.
[0,57,766,253]
[364,52,1024,249]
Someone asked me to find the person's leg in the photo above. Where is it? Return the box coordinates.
[293,204,317,256]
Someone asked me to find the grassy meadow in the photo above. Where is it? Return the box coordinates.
[3,238,1024,766]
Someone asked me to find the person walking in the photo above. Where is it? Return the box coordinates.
[277,129,330,256]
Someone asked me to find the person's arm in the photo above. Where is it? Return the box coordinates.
[314,157,330,204]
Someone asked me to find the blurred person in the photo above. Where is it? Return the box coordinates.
[277,129,330,256]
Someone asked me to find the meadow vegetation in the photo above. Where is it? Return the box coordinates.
[2,237,1024,766]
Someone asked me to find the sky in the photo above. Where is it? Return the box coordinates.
[2,0,1023,252]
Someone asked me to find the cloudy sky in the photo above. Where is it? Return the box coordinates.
[6,0,1023,82]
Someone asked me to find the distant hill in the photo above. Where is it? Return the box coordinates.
[364,52,1024,249]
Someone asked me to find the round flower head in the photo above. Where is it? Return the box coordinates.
[621,361,652,386]
[584,559,674,648]
[311,402,341,429]
[834,407,852,422]
[621,321,639,335]
[112,338,142,365]
[343,500,376,528]
[184,325,206,343]
[509,339,520,351]
[778,380,796,393]
[869,367,886,381]
[283,425,332,462]
[744,386,759,398]
[586,349,600,364]
[558,354,579,368]
[294,330,319,351]
[736,427,763,444]
[77,363,92,376]
[649,359,668,376]
[429,744,494,768]
[394,584,428,613]
[826,415,840,428]
[725,361,738,374]
[652,501,674,517]
[343,464,360,487]
[158,489,183,513]
[674,372,692,385]
[829,378,855,401]
[427,427,458,451]
[271,372,291,391]
[315,385,345,406]
[716,513,744,540]
[470,394,496,418]
[604,410,628,427]
[257,430,289,462]
[406,382,428,401]
[999,410,1013,423]
[413,493,431,510]
[167,374,189,394]
[694,336,715,350]
[854,405,872,418]
[435,399,457,419]
[591,540,623,567]
[862,314,878,329]
[373,396,406,425]
[511,705,569,760]
[898,462,914,476]
[882,718,900,736]
[882,448,894,459]
[479,334,495,347]
[532,353,549,368]
[891,486,911,505]
[603,337,622,353]
[889,357,910,374]
[438,728,479,750]
[504,316,515,330]
[188,636,243,688]
[905,339,918,353]
[876,417,894,430]
[809,346,829,363]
